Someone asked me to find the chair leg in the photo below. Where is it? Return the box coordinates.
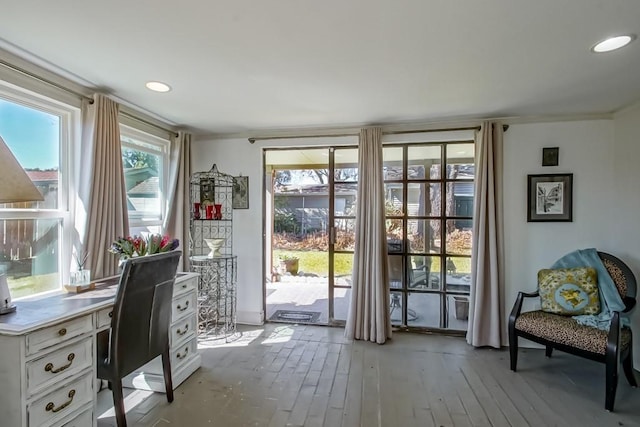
[622,346,637,387]
[162,348,174,402]
[111,378,127,427]
[545,345,553,358]
[508,329,518,371]
[605,353,619,412]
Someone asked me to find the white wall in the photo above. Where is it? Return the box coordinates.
[613,104,640,366]
[196,119,640,366]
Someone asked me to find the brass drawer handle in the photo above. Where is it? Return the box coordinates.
[177,347,189,360]
[58,328,67,337]
[44,353,75,374]
[177,301,189,311]
[45,389,76,413]
[177,325,189,336]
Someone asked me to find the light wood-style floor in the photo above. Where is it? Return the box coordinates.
[97,324,640,426]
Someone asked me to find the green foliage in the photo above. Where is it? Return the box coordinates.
[274,250,353,276]
[122,148,158,171]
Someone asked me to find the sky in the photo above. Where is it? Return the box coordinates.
[0,98,59,170]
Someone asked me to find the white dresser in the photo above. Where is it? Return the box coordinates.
[0,272,200,427]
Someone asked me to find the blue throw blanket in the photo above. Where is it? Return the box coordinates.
[552,248,628,330]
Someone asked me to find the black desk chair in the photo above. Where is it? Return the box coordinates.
[97,251,182,427]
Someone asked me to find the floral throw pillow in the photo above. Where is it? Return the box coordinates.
[538,267,600,315]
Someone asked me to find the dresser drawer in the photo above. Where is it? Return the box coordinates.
[28,371,93,427]
[170,315,196,347]
[57,405,92,427]
[26,315,93,356]
[172,337,197,369]
[173,276,197,297]
[171,291,196,320]
[27,338,93,397]
[96,307,114,330]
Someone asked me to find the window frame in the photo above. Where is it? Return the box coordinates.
[0,80,80,296]
[119,124,170,234]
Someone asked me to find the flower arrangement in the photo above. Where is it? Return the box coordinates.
[109,234,180,259]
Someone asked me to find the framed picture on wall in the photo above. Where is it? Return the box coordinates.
[232,176,249,209]
[527,173,573,222]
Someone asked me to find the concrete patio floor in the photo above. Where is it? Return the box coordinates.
[265,275,469,331]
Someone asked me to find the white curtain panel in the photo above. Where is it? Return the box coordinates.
[163,131,191,271]
[345,127,392,344]
[467,122,505,348]
[78,94,129,279]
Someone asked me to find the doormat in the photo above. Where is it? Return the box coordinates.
[269,310,321,324]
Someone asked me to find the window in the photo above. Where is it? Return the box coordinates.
[120,125,169,236]
[0,86,76,298]
[383,141,474,330]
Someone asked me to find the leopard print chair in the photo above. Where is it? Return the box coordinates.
[508,252,637,412]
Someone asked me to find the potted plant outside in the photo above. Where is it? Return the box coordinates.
[279,254,299,275]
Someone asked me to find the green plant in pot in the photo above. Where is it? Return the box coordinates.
[279,254,299,276]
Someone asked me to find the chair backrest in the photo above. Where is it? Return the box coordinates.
[109,251,182,377]
[598,251,637,311]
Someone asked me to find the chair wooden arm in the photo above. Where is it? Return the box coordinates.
[509,290,539,324]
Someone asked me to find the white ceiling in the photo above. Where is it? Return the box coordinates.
[1,1,640,136]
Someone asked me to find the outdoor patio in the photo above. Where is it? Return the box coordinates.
[265,274,469,331]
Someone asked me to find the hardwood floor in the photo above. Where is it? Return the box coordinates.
[97,323,639,426]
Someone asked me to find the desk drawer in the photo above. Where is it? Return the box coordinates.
[58,406,92,427]
[170,315,196,347]
[171,291,196,320]
[27,337,93,397]
[96,307,113,329]
[28,371,93,427]
[173,276,197,297]
[172,337,197,369]
[27,315,93,355]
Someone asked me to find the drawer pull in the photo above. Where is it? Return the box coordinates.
[108,311,113,318]
[182,283,187,288]
[177,325,189,336]
[177,347,189,360]
[45,389,76,413]
[58,328,67,337]
[44,353,75,374]
[177,301,190,311]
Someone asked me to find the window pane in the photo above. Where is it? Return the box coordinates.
[445,220,472,255]
[407,183,440,217]
[409,255,440,290]
[383,147,403,180]
[334,148,358,182]
[334,183,357,216]
[334,219,355,251]
[384,183,404,216]
[408,145,441,179]
[407,292,440,328]
[389,291,404,324]
[407,219,440,254]
[388,255,403,289]
[334,253,353,286]
[122,146,161,221]
[445,256,471,293]
[1,218,60,298]
[445,182,474,222]
[386,221,403,248]
[447,295,469,330]
[446,143,474,179]
[0,98,60,209]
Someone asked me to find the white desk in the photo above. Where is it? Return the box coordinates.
[0,272,201,427]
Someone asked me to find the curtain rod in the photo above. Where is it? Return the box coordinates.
[248,124,508,143]
[0,58,94,104]
[1,59,179,138]
[119,110,179,138]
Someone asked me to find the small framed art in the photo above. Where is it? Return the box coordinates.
[527,173,573,222]
[232,176,249,209]
[542,147,559,166]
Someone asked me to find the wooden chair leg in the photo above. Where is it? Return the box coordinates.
[622,345,637,387]
[605,353,619,412]
[162,349,174,402]
[545,345,553,358]
[508,329,518,371]
[111,378,127,427]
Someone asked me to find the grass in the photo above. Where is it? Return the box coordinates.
[274,249,471,276]
[9,273,59,299]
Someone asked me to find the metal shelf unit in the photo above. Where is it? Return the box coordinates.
[189,164,237,339]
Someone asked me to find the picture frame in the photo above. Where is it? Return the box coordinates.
[542,147,559,166]
[232,176,249,209]
[199,179,215,206]
[527,173,573,222]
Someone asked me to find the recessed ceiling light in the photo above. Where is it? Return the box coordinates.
[145,81,172,92]
[591,34,635,53]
